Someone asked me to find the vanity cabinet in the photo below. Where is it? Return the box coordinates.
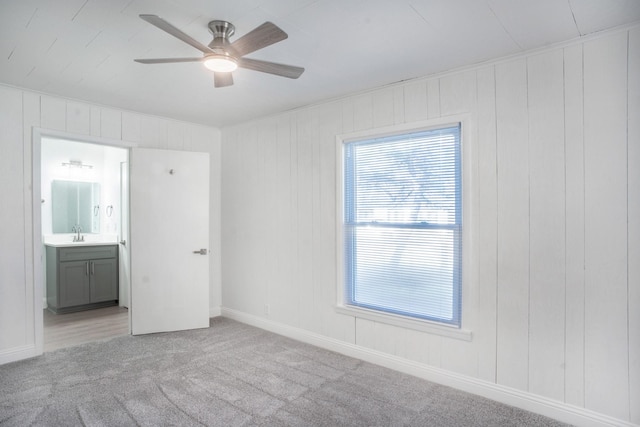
[46,245,118,314]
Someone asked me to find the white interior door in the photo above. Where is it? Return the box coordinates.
[130,148,210,335]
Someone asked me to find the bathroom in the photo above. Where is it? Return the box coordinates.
[40,136,129,349]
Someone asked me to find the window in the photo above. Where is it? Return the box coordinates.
[341,124,462,327]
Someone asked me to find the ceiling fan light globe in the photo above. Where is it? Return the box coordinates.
[203,56,238,72]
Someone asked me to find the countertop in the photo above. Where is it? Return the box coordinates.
[43,234,119,248]
[44,241,119,248]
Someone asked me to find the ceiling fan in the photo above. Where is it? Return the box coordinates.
[134,14,304,88]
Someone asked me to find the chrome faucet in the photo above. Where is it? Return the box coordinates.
[72,225,84,242]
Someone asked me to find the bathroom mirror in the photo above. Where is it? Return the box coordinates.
[51,180,101,234]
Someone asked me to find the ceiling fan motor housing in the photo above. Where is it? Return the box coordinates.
[208,20,235,50]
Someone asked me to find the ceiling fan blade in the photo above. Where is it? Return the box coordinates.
[231,22,288,57]
[140,14,212,55]
[237,58,304,79]
[214,72,234,88]
[134,57,203,64]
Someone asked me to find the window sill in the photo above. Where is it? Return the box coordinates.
[335,304,472,341]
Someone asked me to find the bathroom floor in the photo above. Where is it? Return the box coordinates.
[43,306,129,352]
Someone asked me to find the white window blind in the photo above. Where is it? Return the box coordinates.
[343,124,462,326]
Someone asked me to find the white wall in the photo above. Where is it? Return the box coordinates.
[0,86,222,362]
[101,143,128,236]
[221,26,639,424]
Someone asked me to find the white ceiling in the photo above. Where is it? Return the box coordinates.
[1,0,639,128]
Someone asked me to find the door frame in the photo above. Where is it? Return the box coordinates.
[32,128,136,356]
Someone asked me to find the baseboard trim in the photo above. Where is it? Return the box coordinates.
[209,306,222,318]
[0,344,39,366]
[221,307,633,427]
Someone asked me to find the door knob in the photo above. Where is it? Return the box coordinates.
[119,240,126,246]
[193,249,208,255]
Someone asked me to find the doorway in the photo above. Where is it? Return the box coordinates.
[39,134,131,351]
[33,129,211,356]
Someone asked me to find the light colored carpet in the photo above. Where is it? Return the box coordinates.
[0,317,568,426]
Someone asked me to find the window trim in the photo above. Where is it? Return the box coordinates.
[335,115,475,341]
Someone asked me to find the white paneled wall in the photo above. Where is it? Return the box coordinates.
[0,86,29,353]
[222,26,639,423]
[629,24,640,425]
[0,87,222,363]
[583,31,630,420]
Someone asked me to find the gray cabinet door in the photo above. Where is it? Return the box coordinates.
[90,258,118,302]
[59,261,91,307]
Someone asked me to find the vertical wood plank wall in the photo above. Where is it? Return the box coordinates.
[583,31,629,420]
[628,25,640,425]
[0,87,27,351]
[0,90,222,359]
[221,28,639,422]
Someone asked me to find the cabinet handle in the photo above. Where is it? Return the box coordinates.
[86,262,89,276]
[91,262,95,275]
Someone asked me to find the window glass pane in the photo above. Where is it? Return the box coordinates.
[348,226,457,322]
[348,128,459,225]
[344,124,461,326]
